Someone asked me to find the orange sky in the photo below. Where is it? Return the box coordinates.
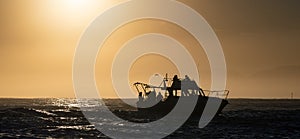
[0,0,300,98]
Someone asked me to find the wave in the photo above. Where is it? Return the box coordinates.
[0,99,300,138]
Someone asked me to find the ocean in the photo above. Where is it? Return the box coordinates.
[0,98,299,138]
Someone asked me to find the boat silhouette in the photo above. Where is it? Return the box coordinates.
[134,74,229,117]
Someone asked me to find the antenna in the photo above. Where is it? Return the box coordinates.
[291,92,294,99]
[165,73,168,81]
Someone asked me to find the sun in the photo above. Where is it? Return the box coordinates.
[36,0,116,29]
[63,0,94,9]
[68,0,86,5]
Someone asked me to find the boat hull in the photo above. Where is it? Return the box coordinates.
[137,96,228,117]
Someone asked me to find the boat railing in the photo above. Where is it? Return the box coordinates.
[202,90,229,100]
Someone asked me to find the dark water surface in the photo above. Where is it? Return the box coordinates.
[0,98,299,138]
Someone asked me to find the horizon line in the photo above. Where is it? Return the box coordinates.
[0,96,299,100]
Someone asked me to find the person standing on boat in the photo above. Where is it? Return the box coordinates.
[156,92,163,102]
[171,75,181,96]
[181,75,191,96]
[138,92,143,102]
[146,90,156,106]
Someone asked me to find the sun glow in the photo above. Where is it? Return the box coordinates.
[67,0,87,6]
[34,0,116,30]
[63,0,97,9]
[58,0,110,14]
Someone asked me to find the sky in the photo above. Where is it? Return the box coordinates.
[0,0,299,98]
